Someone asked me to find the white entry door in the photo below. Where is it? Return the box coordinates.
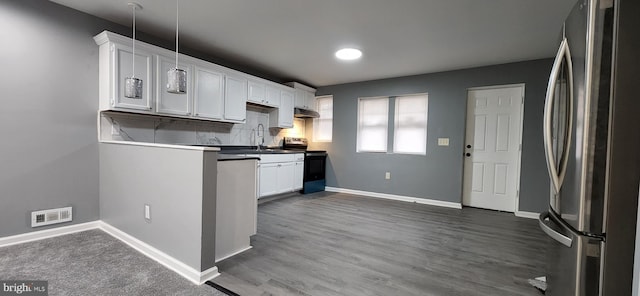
[462,85,524,212]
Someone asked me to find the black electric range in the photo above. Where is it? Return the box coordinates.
[282,137,327,194]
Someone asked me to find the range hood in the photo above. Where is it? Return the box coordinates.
[294,108,320,118]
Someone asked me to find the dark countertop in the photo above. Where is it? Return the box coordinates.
[191,145,303,155]
[219,149,301,155]
[217,154,261,161]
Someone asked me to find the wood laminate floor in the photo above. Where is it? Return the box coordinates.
[212,192,548,296]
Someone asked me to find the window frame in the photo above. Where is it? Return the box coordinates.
[313,95,333,142]
[356,96,390,153]
[392,94,429,155]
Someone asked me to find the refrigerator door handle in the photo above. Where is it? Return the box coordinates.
[543,37,574,194]
[539,211,573,247]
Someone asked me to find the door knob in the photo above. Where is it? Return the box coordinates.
[466,145,472,149]
[465,153,471,157]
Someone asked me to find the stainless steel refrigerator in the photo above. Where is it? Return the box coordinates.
[538,0,640,295]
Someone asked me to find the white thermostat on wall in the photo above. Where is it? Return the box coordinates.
[437,138,450,146]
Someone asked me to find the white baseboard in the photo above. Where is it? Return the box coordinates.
[0,221,101,248]
[325,187,462,209]
[515,211,540,219]
[0,220,219,285]
[99,222,219,285]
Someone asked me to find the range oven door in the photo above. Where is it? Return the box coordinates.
[302,152,327,194]
[304,153,327,182]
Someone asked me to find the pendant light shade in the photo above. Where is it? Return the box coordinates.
[167,0,187,94]
[124,2,143,99]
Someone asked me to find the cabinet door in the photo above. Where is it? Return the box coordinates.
[113,43,154,111]
[194,67,223,119]
[294,89,306,108]
[277,162,295,193]
[279,90,294,127]
[265,85,281,107]
[247,81,266,105]
[305,92,317,111]
[156,55,193,116]
[259,163,279,197]
[294,161,304,190]
[224,75,247,122]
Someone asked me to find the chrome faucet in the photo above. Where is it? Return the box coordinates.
[257,123,265,150]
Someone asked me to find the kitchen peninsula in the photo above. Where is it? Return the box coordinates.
[99,140,220,284]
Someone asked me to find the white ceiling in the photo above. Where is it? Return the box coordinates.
[50,0,576,87]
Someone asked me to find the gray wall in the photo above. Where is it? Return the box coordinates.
[0,0,288,238]
[0,0,129,237]
[312,59,553,213]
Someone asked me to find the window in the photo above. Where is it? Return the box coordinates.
[356,93,428,155]
[357,97,389,152]
[313,96,333,142]
[393,94,428,155]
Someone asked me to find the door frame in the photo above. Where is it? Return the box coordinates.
[461,83,525,214]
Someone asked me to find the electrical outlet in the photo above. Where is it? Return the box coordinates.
[144,204,151,221]
[385,172,391,180]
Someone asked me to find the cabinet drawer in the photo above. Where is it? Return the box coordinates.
[259,154,296,163]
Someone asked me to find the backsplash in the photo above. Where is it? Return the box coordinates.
[100,108,305,147]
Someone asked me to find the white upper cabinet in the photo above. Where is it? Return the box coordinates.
[294,89,306,109]
[293,89,316,111]
[109,43,154,112]
[248,81,280,107]
[286,82,317,111]
[265,85,281,107]
[224,74,247,122]
[248,81,266,105]
[194,67,224,120]
[280,90,295,127]
[305,91,317,111]
[156,55,193,116]
[95,31,293,125]
[268,88,294,128]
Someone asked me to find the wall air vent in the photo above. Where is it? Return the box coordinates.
[31,207,72,227]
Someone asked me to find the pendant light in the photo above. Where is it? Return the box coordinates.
[124,2,143,99]
[167,0,187,94]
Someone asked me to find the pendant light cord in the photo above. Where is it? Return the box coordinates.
[175,0,179,69]
[132,4,136,78]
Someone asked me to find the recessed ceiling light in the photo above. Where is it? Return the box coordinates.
[335,48,362,60]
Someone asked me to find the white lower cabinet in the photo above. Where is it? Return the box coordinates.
[294,161,304,190]
[277,162,295,193]
[256,153,304,198]
[259,163,279,197]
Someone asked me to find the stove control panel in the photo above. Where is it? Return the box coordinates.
[284,137,308,148]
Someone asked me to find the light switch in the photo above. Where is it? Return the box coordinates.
[438,138,450,146]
